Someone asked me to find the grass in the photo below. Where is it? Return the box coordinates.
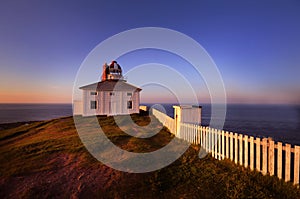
[0,114,299,198]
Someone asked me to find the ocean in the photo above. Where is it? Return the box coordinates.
[0,103,299,145]
[146,103,300,145]
[0,104,73,124]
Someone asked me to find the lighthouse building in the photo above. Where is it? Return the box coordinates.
[79,61,141,116]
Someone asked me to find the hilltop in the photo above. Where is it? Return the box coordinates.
[0,114,299,198]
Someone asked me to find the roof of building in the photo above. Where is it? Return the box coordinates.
[79,80,142,92]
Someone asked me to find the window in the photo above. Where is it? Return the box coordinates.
[127,92,132,96]
[127,100,133,109]
[90,101,97,109]
[90,91,97,95]
[110,92,115,96]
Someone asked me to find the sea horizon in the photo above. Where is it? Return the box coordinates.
[0,103,299,145]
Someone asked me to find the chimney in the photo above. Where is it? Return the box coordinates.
[101,63,107,81]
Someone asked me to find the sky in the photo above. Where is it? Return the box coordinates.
[0,0,299,104]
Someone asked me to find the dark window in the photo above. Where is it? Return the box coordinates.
[127,100,133,109]
[90,101,97,109]
[90,92,97,95]
[110,92,115,96]
[127,92,132,96]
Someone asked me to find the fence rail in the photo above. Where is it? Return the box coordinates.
[152,108,300,186]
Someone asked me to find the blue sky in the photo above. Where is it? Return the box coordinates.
[0,0,299,104]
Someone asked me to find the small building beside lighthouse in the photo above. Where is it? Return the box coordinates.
[79,61,141,116]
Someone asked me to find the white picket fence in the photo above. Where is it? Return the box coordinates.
[152,108,300,186]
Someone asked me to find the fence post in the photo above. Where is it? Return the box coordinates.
[234,133,238,164]
[190,124,193,143]
[180,123,183,140]
[230,132,233,161]
[244,135,248,168]
[178,122,181,139]
[181,123,184,140]
[186,124,188,142]
[191,125,193,143]
[204,127,207,151]
[239,134,243,166]
[198,126,203,148]
[196,125,200,145]
[209,128,215,157]
[183,123,186,140]
[188,124,191,143]
[214,130,218,159]
[205,127,208,151]
[197,125,200,145]
[202,127,205,150]
[249,136,254,170]
[256,138,261,171]
[189,124,191,142]
[180,122,183,139]
[262,138,268,175]
[268,140,275,176]
[285,144,291,182]
[277,142,282,180]
[214,129,217,158]
[185,124,187,141]
[212,129,217,158]
[194,125,196,144]
[225,131,229,159]
[203,128,209,153]
[193,125,195,144]
[208,127,212,152]
[294,145,300,185]
[222,130,225,160]
[218,130,221,160]
[195,125,198,144]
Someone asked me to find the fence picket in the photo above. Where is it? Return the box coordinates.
[222,130,225,160]
[277,142,282,180]
[285,144,291,182]
[218,130,221,160]
[294,145,299,185]
[239,134,243,166]
[262,138,268,175]
[225,131,229,159]
[250,136,254,170]
[234,133,238,164]
[230,132,233,161]
[269,140,275,176]
[152,108,299,186]
[256,138,261,171]
[244,135,248,168]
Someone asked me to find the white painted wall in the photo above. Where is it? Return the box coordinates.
[73,100,83,115]
[173,105,201,128]
[82,90,140,116]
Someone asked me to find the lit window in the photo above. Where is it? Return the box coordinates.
[127,92,132,96]
[127,100,133,109]
[90,101,97,109]
[90,92,97,95]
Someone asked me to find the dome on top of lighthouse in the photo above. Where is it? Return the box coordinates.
[109,61,122,71]
[102,61,123,81]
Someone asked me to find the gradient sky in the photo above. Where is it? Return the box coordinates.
[0,0,299,104]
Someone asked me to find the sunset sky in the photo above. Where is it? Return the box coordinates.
[0,1,299,104]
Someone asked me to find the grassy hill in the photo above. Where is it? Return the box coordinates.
[0,114,299,198]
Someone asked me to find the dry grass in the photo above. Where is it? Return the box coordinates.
[0,114,299,198]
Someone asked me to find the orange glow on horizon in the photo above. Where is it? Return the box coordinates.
[0,89,71,104]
